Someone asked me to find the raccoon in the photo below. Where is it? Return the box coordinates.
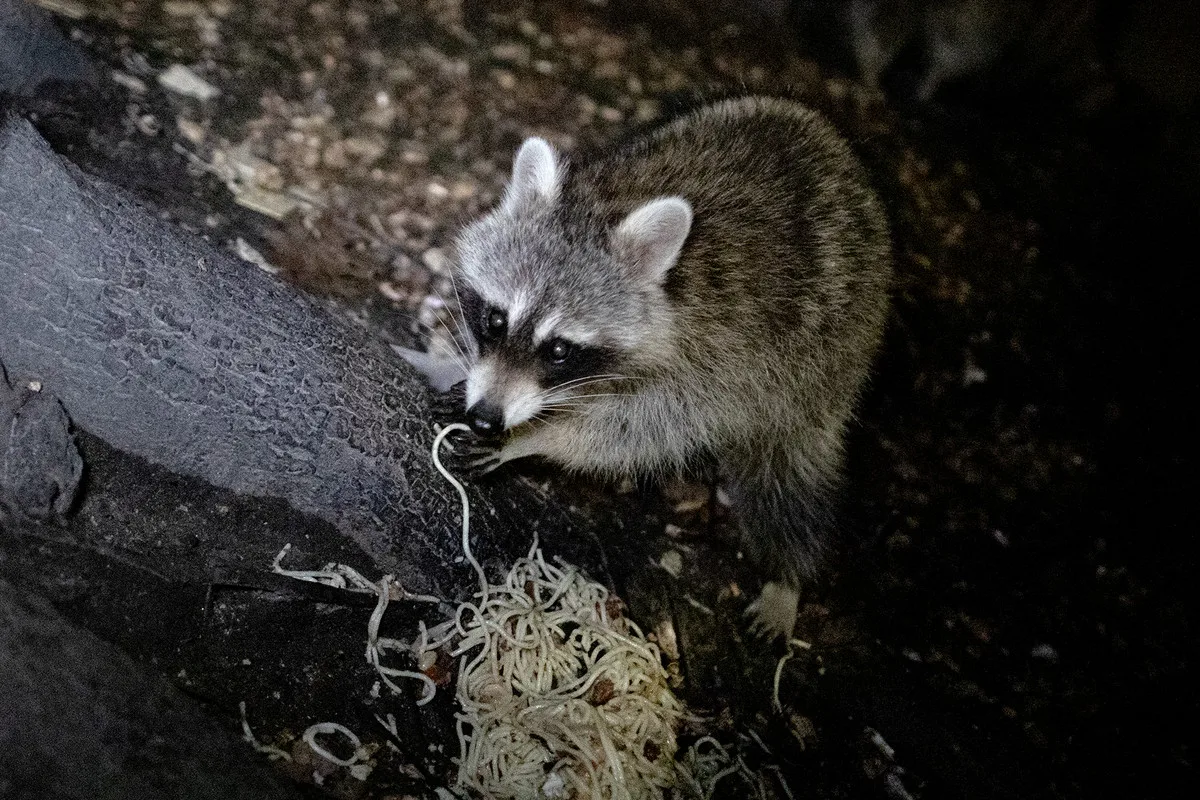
[408,96,891,638]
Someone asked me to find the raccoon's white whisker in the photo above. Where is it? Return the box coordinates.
[445,271,480,362]
[543,373,633,391]
[410,314,470,376]
[432,287,475,370]
[540,397,623,409]
[557,379,634,395]
[532,382,592,401]
[542,400,619,412]
[542,385,628,401]
[534,375,635,402]
[411,296,472,372]
[436,299,471,352]
[441,322,471,374]
[560,392,624,399]
[538,398,591,408]
[537,406,582,417]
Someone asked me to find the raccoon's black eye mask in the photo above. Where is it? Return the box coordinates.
[539,341,618,387]
[457,286,618,382]
[457,289,496,345]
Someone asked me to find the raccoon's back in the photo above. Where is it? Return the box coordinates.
[568,96,892,383]
[569,97,889,338]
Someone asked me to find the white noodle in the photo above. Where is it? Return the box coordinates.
[772,638,813,714]
[432,424,489,602]
[239,701,293,762]
[303,721,367,768]
[270,545,441,705]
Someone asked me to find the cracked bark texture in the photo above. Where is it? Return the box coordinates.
[0,117,482,593]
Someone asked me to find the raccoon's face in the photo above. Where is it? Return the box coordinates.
[453,137,692,434]
[455,273,625,434]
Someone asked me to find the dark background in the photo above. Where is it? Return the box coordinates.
[2,1,1196,798]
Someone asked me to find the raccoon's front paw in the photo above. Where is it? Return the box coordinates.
[437,428,505,478]
[745,581,800,641]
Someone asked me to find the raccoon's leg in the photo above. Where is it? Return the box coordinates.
[727,446,842,640]
[455,422,572,474]
[476,415,675,476]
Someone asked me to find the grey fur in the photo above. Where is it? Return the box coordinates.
[452,96,892,636]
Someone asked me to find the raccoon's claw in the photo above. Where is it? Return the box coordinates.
[466,449,504,476]
[438,431,504,478]
[745,581,800,641]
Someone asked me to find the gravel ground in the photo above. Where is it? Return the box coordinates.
[16,1,1196,798]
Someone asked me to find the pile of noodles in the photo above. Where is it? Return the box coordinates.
[430,424,686,799]
[448,545,684,797]
[273,424,738,798]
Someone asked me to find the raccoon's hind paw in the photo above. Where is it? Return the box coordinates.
[745,581,800,641]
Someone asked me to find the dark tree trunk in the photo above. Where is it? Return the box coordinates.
[0,116,525,594]
[0,114,613,794]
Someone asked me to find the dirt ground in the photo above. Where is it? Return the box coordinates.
[10,1,1196,798]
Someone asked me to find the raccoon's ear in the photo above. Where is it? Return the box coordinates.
[501,137,562,213]
[613,196,693,285]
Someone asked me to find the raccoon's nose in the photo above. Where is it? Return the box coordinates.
[468,402,504,436]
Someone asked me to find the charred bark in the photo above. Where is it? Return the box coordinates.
[0,113,610,793]
[0,116,536,595]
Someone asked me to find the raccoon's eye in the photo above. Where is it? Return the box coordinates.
[485,308,507,337]
[546,339,572,365]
